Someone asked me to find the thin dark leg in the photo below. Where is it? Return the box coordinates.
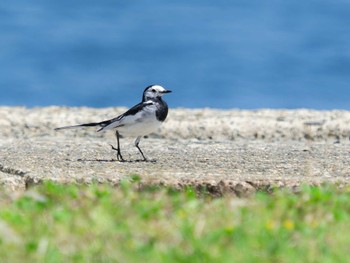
[110,131,124,162]
[135,136,147,161]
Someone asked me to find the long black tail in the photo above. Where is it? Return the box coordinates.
[55,120,111,131]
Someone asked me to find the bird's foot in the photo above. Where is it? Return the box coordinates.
[110,144,125,162]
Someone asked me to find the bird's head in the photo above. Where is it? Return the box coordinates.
[143,85,172,101]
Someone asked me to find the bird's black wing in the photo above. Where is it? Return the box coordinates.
[96,101,154,131]
[55,101,154,131]
[120,101,149,117]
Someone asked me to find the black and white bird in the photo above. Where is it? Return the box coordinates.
[55,85,172,162]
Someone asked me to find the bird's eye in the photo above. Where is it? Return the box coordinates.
[151,89,156,92]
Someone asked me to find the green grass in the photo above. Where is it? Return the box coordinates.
[1,179,350,263]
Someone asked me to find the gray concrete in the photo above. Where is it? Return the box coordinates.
[1,107,350,194]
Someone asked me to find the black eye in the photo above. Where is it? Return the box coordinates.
[151,89,156,92]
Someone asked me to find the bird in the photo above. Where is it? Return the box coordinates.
[55,85,172,162]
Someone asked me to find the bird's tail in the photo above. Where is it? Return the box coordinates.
[55,121,109,131]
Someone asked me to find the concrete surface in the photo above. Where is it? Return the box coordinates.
[1,107,350,194]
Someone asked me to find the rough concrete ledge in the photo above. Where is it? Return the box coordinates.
[1,107,350,192]
[1,106,350,142]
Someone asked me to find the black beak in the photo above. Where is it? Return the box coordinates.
[162,90,172,93]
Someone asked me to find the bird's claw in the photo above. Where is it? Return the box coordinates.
[110,144,125,162]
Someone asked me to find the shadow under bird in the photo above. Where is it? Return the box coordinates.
[55,85,172,162]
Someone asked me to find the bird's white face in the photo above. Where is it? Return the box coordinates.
[143,85,171,100]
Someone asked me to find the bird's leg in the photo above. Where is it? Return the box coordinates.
[135,136,147,161]
[110,131,124,162]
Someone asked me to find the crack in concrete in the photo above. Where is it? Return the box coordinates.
[0,164,26,176]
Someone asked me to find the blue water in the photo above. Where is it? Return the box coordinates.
[1,1,350,109]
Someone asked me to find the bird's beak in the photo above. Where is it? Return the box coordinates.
[162,90,172,93]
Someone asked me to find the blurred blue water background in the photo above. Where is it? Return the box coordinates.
[1,1,350,109]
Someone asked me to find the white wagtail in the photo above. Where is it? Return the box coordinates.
[55,85,172,162]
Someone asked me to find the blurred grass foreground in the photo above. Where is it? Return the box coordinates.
[1,180,350,262]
